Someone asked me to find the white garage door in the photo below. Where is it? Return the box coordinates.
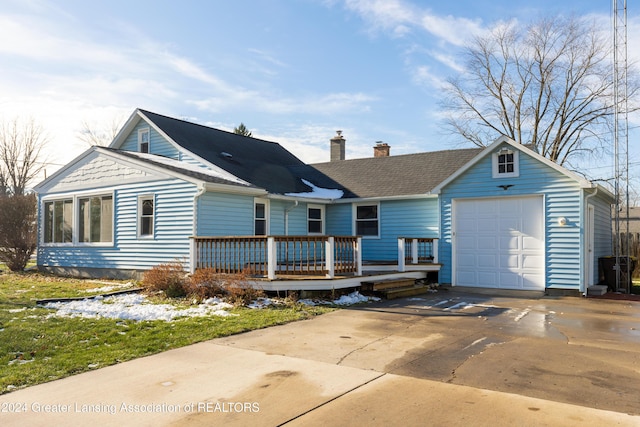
[454,196,545,290]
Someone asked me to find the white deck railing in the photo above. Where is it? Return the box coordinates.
[397,237,439,272]
[190,235,362,279]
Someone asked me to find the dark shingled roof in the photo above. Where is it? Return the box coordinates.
[136,110,484,199]
[309,147,483,198]
[139,109,343,195]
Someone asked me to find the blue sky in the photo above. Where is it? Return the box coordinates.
[1,0,638,186]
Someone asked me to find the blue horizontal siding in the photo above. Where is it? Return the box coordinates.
[38,179,198,271]
[439,146,584,289]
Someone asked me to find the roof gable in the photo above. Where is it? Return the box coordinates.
[34,146,257,194]
[431,136,602,194]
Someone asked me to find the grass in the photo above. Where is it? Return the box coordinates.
[0,269,334,394]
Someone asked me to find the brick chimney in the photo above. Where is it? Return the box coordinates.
[330,130,345,161]
[373,141,390,157]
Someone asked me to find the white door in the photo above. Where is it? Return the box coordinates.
[454,196,545,290]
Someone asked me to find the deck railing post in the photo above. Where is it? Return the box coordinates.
[267,237,277,280]
[433,238,439,264]
[189,237,197,274]
[411,238,419,264]
[398,237,406,272]
[356,236,362,276]
[326,236,335,278]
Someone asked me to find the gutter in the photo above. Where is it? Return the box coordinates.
[284,201,299,236]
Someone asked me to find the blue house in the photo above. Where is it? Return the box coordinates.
[34,109,613,295]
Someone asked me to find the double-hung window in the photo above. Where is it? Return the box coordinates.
[138,128,150,153]
[44,199,73,243]
[355,204,379,237]
[307,205,324,234]
[254,199,268,235]
[79,195,113,243]
[139,195,155,238]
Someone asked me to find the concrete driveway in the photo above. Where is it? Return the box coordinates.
[2,288,640,426]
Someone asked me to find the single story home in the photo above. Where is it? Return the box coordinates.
[34,109,614,295]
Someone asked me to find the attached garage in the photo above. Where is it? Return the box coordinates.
[453,196,545,290]
[434,136,614,294]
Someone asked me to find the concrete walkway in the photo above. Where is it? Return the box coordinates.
[2,289,640,426]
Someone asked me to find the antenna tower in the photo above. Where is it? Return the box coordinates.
[613,0,630,291]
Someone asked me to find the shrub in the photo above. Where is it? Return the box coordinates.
[205,270,265,306]
[0,194,37,272]
[184,268,227,301]
[142,262,187,298]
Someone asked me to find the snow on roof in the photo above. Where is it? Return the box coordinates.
[285,179,344,200]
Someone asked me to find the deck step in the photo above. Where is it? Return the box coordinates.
[360,277,416,292]
[587,285,608,296]
[360,277,437,299]
[383,284,436,299]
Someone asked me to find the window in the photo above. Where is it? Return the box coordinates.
[138,128,150,153]
[492,148,519,178]
[139,196,154,238]
[308,205,324,234]
[355,204,379,237]
[79,195,113,243]
[44,199,73,243]
[254,199,268,235]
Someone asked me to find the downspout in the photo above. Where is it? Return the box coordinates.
[190,183,207,274]
[582,186,599,296]
[284,200,299,236]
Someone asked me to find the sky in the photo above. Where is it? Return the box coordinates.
[1,0,638,189]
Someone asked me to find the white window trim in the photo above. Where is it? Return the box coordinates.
[138,128,150,153]
[76,192,115,247]
[353,202,380,239]
[492,149,519,178]
[41,197,75,246]
[307,204,325,235]
[138,194,155,239]
[254,198,270,236]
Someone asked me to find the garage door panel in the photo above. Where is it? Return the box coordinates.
[522,273,545,289]
[522,254,544,269]
[455,196,544,290]
[500,235,520,250]
[477,218,497,232]
[499,271,521,288]
[501,254,519,269]
[478,271,498,286]
[478,254,498,268]
[522,236,543,250]
[477,235,497,250]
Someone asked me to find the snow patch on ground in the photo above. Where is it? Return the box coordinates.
[299,291,380,306]
[40,291,379,322]
[41,294,236,321]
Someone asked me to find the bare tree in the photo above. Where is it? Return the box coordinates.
[0,117,49,196]
[440,15,638,167]
[77,115,125,147]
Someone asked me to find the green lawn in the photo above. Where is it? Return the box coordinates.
[0,270,333,394]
